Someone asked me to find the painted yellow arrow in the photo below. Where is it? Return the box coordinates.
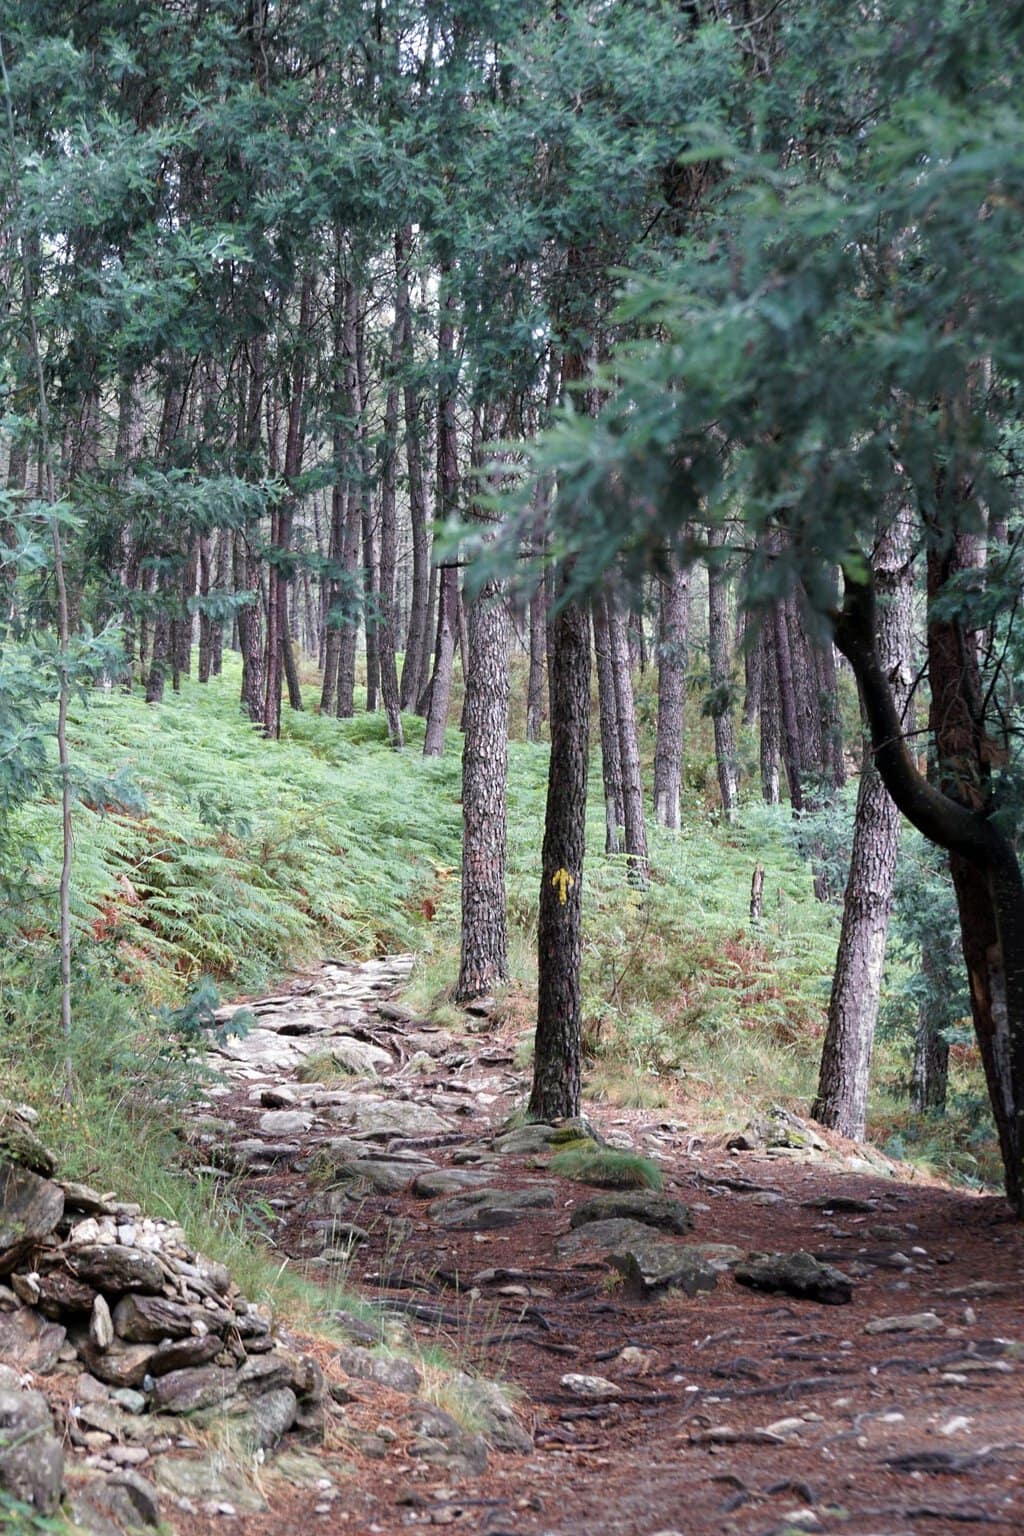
[551,867,575,905]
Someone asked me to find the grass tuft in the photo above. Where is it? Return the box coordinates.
[548,1146,664,1190]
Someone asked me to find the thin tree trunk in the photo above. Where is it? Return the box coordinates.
[708,527,738,820]
[423,281,459,755]
[813,512,914,1139]
[530,571,590,1122]
[398,229,431,713]
[605,590,649,884]
[653,560,689,829]
[912,942,951,1113]
[456,580,511,1000]
[772,598,803,812]
[526,527,549,744]
[592,594,624,854]
[376,244,406,749]
[758,616,782,804]
[423,565,459,755]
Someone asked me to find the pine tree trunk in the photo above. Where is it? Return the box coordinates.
[605,591,649,883]
[912,943,951,1113]
[530,573,590,1122]
[376,265,405,750]
[234,531,265,724]
[198,535,213,683]
[653,561,689,829]
[422,282,459,756]
[456,580,511,1000]
[758,617,782,804]
[772,598,803,812]
[708,528,738,820]
[592,594,624,854]
[398,229,432,714]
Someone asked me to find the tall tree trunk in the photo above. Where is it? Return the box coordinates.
[198,535,213,683]
[592,594,624,854]
[422,282,459,756]
[234,532,265,724]
[526,517,549,744]
[758,616,782,804]
[772,597,803,812]
[605,590,649,884]
[376,240,406,749]
[834,513,1024,1215]
[456,580,511,1000]
[707,527,738,820]
[653,560,689,829]
[530,570,590,1121]
[335,279,363,719]
[398,230,432,713]
[912,941,951,1113]
[813,506,914,1139]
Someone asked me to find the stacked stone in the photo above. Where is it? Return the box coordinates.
[0,1103,323,1522]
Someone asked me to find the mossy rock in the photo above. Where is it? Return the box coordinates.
[0,1116,57,1178]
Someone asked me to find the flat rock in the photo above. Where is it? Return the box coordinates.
[77,1339,158,1388]
[0,1385,64,1513]
[491,1124,559,1156]
[610,1240,718,1298]
[560,1373,621,1399]
[323,1038,392,1076]
[864,1311,943,1335]
[555,1218,659,1262]
[569,1192,693,1235]
[147,1334,222,1376]
[150,1364,239,1414]
[227,1139,302,1171]
[153,1452,267,1512]
[70,1244,165,1295]
[349,1101,454,1139]
[411,1168,493,1198]
[734,1251,855,1305]
[0,1163,65,1275]
[336,1345,421,1396]
[327,1159,423,1195]
[0,1306,68,1374]
[258,1109,314,1137]
[113,1294,197,1344]
[428,1186,556,1232]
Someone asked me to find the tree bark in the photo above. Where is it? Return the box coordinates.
[653,560,689,829]
[605,590,649,884]
[422,282,460,756]
[592,594,624,854]
[456,580,511,1000]
[708,527,738,820]
[758,616,782,804]
[813,506,914,1140]
[530,572,590,1122]
[833,531,1024,1215]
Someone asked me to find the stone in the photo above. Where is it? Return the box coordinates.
[321,1038,392,1077]
[685,1242,746,1271]
[198,1387,298,1450]
[151,1365,239,1414]
[258,1109,314,1137]
[610,1240,718,1298]
[428,1186,556,1232]
[330,1310,378,1347]
[349,1101,453,1139]
[147,1334,223,1376]
[569,1192,693,1236]
[91,1295,115,1350]
[863,1311,943,1335]
[404,1402,488,1476]
[336,1345,421,1396]
[70,1244,165,1295]
[560,1373,621,1399]
[77,1339,159,1389]
[112,1294,196,1344]
[0,1163,64,1276]
[60,1181,118,1216]
[727,1106,827,1154]
[326,1160,421,1196]
[734,1252,855,1305]
[491,1124,559,1156]
[260,1085,299,1109]
[227,1139,302,1171]
[111,1389,147,1415]
[88,1470,161,1528]
[33,1267,98,1317]
[0,1385,64,1513]
[445,1373,533,1454]
[153,1452,267,1512]
[411,1168,493,1198]
[0,1306,67,1374]
[0,1117,56,1178]
[555,1218,660,1262]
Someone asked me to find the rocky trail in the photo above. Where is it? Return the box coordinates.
[2,955,1023,1536]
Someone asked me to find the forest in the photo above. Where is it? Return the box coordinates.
[1,2,1023,1534]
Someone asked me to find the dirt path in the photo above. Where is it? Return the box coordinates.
[180,957,1024,1536]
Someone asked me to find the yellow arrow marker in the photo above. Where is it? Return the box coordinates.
[551,868,575,905]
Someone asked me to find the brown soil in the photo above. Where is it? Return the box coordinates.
[176,974,1024,1536]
